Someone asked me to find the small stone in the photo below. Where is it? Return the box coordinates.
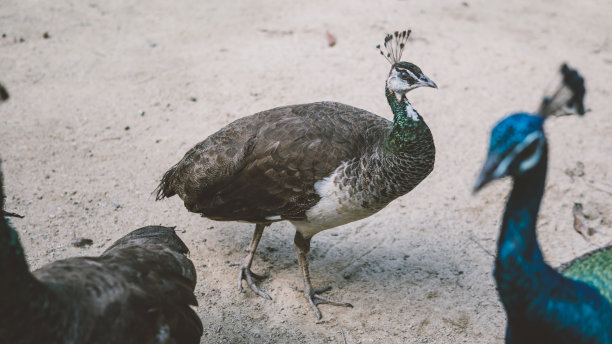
[71,237,93,247]
[43,32,50,39]
[325,31,336,47]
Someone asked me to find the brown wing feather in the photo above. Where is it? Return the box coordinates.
[156,101,390,222]
[31,226,202,344]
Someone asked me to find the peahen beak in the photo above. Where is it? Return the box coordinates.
[473,153,505,194]
[421,75,438,89]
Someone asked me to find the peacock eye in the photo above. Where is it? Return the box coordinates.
[517,138,539,161]
[399,71,409,79]
[517,135,543,173]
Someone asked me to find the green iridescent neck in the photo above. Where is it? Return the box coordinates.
[384,88,424,152]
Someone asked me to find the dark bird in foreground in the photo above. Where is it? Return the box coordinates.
[474,64,612,343]
[155,30,437,319]
[0,165,203,343]
[0,82,20,219]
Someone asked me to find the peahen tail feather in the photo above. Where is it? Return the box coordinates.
[154,164,178,200]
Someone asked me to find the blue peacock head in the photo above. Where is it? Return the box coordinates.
[474,113,546,192]
[474,64,586,193]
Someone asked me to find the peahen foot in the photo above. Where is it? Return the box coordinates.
[232,223,272,300]
[298,285,353,320]
[238,266,271,300]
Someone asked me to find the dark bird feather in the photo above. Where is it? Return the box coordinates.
[0,82,8,102]
[0,163,203,344]
[474,64,612,343]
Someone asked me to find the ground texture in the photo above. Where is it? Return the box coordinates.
[1,0,611,342]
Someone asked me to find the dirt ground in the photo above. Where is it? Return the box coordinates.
[1,0,612,343]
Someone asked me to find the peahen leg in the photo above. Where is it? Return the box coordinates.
[294,231,353,319]
[237,223,271,300]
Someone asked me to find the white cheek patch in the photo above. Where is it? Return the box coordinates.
[519,139,543,172]
[387,78,418,102]
[494,132,543,177]
[387,76,405,99]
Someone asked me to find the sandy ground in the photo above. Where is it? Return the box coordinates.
[2,0,612,343]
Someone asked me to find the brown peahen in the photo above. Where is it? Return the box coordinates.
[155,30,437,319]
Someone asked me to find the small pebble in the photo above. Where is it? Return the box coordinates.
[71,237,93,248]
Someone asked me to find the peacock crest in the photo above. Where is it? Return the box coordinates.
[376,30,411,64]
[539,63,586,118]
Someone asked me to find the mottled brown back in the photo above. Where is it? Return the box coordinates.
[156,101,390,222]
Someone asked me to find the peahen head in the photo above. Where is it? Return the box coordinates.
[474,64,586,193]
[473,114,546,192]
[377,30,437,101]
[387,62,437,98]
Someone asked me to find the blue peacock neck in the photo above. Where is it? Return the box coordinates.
[384,87,428,153]
[494,144,549,302]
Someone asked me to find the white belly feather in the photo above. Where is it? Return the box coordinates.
[291,162,375,238]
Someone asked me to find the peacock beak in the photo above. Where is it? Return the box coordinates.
[473,153,504,194]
